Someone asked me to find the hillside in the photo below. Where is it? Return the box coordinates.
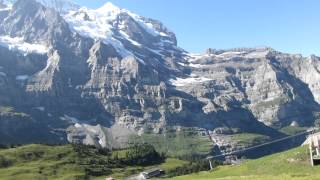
[2,144,319,180]
[168,146,320,180]
[0,144,188,180]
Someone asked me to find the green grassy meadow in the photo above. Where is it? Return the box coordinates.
[0,144,188,180]
[166,146,320,180]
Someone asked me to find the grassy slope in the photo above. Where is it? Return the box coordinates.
[168,146,320,180]
[131,130,213,157]
[280,126,309,135]
[103,158,188,180]
[230,133,271,146]
[0,144,82,180]
[0,144,188,180]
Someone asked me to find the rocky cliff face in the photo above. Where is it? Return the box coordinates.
[0,0,319,154]
[179,49,319,128]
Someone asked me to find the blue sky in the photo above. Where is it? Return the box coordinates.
[74,0,320,56]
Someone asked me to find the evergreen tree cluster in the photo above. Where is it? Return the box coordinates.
[166,160,221,177]
[72,143,165,177]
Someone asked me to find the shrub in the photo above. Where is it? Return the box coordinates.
[0,155,13,168]
[85,166,112,176]
[165,160,221,177]
[123,143,165,166]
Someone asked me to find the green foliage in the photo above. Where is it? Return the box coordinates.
[0,106,30,118]
[280,126,308,135]
[0,144,83,180]
[0,106,30,120]
[0,144,168,180]
[0,155,13,168]
[165,160,219,178]
[0,144,192,180]
[130,128,213,157]
[0,106,14,113]
[230,133,271,146]
[160,158,189,172]
[72,143,164,166]
[84,165,112,176]
[72,144,111,157]
[0,144,8,149]
[123,143,165,166]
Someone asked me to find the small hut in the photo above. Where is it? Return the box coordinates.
[139,168,164,179]
[302,131,320,166]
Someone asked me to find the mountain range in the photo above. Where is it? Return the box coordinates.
[0,0,319,155]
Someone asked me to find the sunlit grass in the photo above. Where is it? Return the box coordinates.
[167,146,320,180]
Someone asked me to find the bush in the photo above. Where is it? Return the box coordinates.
[0,155,13,168]
[123,143,165,166]
[85,165,112,176]
[72,144,111,157]
[71,143,165,176]
[165,160,221,177]
[0,144,8,149]
[19,151,44,160]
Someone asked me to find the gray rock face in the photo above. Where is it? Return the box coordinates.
[67,123,108,148]
[179,48,319,128]
[67,123,135,149]
[36,0,80,14]
[0,0,319,153]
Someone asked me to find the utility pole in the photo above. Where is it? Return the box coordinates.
[209,159,213,170]
[310,141,314,166]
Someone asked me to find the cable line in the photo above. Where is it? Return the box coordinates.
[206,128,317,160]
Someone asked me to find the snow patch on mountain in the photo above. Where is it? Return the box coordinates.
[35,106,45,111]
[0,4,11,11]
[64,5,133,57]
[126,11,169,37]
[0,36,48,55]
[60,115,80,124]
[0,72,6,76]
[16,75,29,81]
[189,63,209,68]
[119,30,142,47]
[245,49,270,58]
[169,76,212,87]
[63,2,172,57]
[0,8,9,12]
[0,0,13,6]
[95,2,120,15]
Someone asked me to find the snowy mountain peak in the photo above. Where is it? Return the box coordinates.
[0,0,177,58]
[96,2,121,14]
[63,1,177,57]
